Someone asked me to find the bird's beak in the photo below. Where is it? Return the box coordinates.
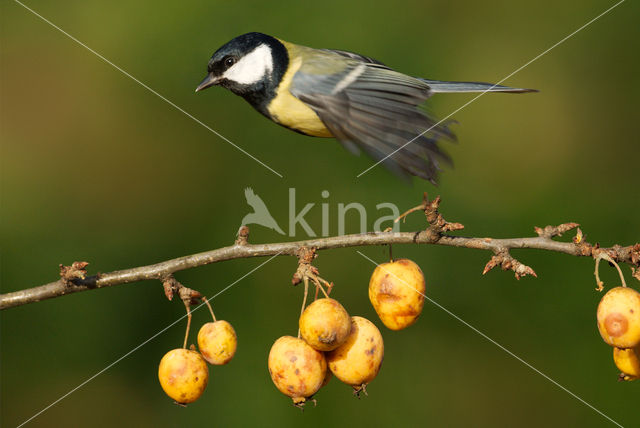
[195,73,220,92]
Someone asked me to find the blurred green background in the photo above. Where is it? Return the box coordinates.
[1,0,639,426]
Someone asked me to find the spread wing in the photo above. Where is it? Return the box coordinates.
[245,187,268,212]
[290,54,455,183]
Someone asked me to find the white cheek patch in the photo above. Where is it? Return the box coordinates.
[223,44,273,85]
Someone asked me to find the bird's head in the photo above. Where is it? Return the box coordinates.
[195,32,287,97]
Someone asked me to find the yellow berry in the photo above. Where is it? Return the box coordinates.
[268,336,327,405]
[197,320,237,365]
[613,346,640,380]
[597,286,640,348]
[321,368,333,388]
[299,298,351,351]
[326,316,384,393]
[369,258,425,330]
[158,348,208,404]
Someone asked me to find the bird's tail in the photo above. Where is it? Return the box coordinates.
[421,79,537,94]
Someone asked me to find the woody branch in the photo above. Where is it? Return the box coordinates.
[1,193,638,310]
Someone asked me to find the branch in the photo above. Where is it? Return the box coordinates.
[2,194,638,310]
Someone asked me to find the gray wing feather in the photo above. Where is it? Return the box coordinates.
[307,94,431,179]
[291,62,454,182]
[322,49,389,66]
[422,79,536,93]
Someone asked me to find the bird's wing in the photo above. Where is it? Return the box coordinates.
[321,49,389,67]
[290,56,455,183]
[244,187,255,200]
[245,187,269,212]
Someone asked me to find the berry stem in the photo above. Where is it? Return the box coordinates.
[298,277,309,339]
[202,296,217,322]
[594,252,627,291]
[310,275,330,299]
[182,299,192,349]
[394,203,426,224]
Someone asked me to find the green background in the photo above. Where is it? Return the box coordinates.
[1,0,638,426]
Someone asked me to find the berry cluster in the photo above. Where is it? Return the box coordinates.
[158,298,237,405]
[597,286,640,381]
[267,256,426,406]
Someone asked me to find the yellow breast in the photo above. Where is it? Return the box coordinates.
[267,45,333,138]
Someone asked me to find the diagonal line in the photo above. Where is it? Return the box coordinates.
[13,0,283,178]
[16,253,282,428]
[356,251,624,428]
[356,0,625,178]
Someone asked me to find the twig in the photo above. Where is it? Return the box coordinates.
[482,251,538,280]
[160,275,203,347]
[291,247,332,300]
[2,194,638,310]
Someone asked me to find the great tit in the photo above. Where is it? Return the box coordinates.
[196,32,535,182]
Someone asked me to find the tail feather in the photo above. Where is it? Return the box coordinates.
[421,79,537,94]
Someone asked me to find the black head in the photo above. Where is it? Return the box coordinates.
[195,32,288,101]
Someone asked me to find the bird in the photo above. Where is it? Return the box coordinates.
[240,187,285,235]
[196,32,536,183]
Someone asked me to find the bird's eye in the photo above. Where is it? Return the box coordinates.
[225,57,236,67]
